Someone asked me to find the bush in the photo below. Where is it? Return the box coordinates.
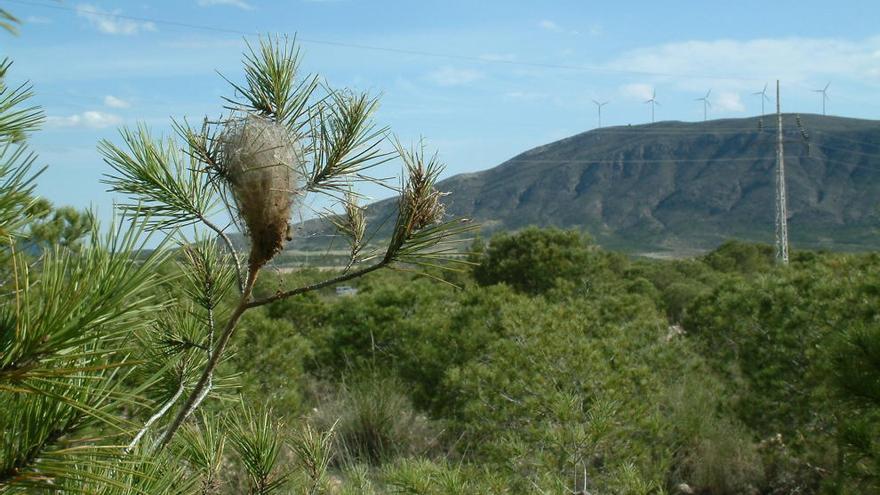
[473,227,602,295]
[233,308,313,416]
[310,374,439,466]
[703,240,774,274]
[684,422,764,495]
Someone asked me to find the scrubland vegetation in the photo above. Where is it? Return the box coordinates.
[219,232,879,494]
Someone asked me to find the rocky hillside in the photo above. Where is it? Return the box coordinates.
[292,114,880,254]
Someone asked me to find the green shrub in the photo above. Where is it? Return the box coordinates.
[473,227,604,295]
[233,308,313,416]
[310,374,438,466]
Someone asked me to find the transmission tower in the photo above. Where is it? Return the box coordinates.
[774,80,789,265]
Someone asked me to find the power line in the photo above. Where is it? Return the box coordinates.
[8,0,766,82]
[809,130,880,149]
[499,155,880,168]
[508,157,772,164]
[808,142,880,159]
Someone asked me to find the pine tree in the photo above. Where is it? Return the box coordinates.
[1,34,472,493]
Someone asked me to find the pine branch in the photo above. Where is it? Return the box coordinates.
[0,9,20,35]
[306,89,393,194]
[100,126,220,231]
[126,380,184,452]
[220,35,318,132]
[245,260,386,309]
[0,59,44,142]
[0,144,43,239]
[157,268,260,448]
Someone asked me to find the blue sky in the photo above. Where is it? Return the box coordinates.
[4,0,880,222]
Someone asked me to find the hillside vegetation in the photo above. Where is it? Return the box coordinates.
[293,115,880,254]
[225,230,880,494]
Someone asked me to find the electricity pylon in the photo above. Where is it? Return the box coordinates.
[775,80,789,265]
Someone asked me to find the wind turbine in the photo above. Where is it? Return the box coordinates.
[813,82,830,115]
[695,89,712,121]
[592,99,609,128]
[644,89,660,123]
[753,83,770,115]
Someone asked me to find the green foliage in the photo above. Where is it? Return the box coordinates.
[227,405,290,494]
[224,36,317,131]
[100,126,220,231]
[177,415,227,494]
[0,221,176,492]
[24,199,94,250]
[440,292,691,492]
[703,240,775,274]
[473,226,602,294]
[3,16,879,494]
[310,374,437,467]
[300,277,512,412]
[684,252,880,493]
[234,308,311,414]
[0,60,43,143]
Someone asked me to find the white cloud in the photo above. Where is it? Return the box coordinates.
[427,66,484,87]
[76,4,156,35]
[196,0,254,10]
[608,36,880,87]
[537,19,580,35]
[538,20,562,32]
[714,91,745,112]
[620,83,655,101]
[47,111,123,129]
[103,95,130,109]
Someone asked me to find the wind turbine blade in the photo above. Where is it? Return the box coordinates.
[655,100,661,106]
[762,83,768,93]
[706,89,712,98]
[824,81,831,91]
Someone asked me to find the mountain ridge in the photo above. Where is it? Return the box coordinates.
[290,114,880,254]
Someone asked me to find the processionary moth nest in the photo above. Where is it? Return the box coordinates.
[220,115,303,270]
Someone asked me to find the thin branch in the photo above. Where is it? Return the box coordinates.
[127,380,185,453]
[180,305,216,431]
[197,213,245,294]
[244,260,386,309]
[157,269,259,448]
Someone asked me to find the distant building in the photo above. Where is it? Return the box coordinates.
[335,285,358,297]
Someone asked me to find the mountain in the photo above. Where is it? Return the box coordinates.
[291,114,880,255]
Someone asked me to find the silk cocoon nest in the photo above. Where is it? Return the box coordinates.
[220,115,304,269]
